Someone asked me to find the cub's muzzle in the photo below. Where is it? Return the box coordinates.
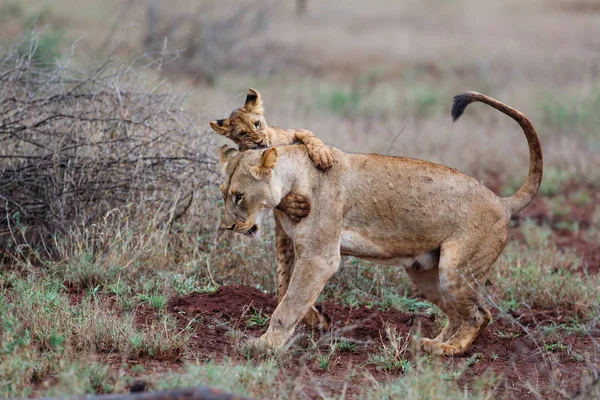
[249,138,269,149]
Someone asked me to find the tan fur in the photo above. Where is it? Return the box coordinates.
[209,88,334,169]
[219,92,543,355]
[211,89,332,331]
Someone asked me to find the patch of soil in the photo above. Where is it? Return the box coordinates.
[513,186,598,230]
[169,285,277,319]
[167,285,277,360]
[554,230,600,274]
[159,285,599,399]
[508,181,600,273]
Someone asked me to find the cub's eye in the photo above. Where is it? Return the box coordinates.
[233,193,244,205]
[239,132,248,137]
[254,120,260,129]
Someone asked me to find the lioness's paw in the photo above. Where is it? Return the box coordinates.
[436,343,460,356]
[239,337,275,359]
[307,145,334,171]
[418,337,438,353]
[419,338,460,356]
[302,305,332,331]
[277,193,311,222]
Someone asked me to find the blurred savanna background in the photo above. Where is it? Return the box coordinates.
[0,0,599,398]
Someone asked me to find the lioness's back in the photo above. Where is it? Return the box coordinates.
[334,150,507,241]
[342,150,489,202]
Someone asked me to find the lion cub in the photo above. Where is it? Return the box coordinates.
[209,88,333,330]
[210,88,333,169]
[218,92,543,356]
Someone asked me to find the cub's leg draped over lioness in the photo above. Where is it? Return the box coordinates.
[210,88,333,330]
[218,91,542,355]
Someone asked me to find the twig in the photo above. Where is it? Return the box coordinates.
[386,117,411,156]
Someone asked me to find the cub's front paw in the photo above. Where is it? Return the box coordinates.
[277,193,311,222]
[307,145,334,171]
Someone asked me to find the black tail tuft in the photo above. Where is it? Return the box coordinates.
[451,92,474,122]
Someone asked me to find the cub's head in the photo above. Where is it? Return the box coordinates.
[218,145,280,237]
[209,88,270,151]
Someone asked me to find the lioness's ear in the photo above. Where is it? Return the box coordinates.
[250,147,278,180]
[219,145,239,168]
[209,118,230,135]
[243,88,264,115]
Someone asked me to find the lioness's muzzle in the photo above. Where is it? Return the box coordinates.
[221,221,259,236]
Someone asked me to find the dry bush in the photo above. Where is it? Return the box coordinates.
[0,36,217,254]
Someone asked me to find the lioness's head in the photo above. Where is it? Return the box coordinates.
[218,145,280,236]
[209,88,269,151]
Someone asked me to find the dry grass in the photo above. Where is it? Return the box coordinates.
[494,242,598,316]
[367,325,412,373]
[0,276,191,397]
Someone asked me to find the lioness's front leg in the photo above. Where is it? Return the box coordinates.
[275,198,331,330]
[274,195,307,305]
[259,251,341,348]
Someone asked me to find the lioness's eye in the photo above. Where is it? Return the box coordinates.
[233,193,243,205]
[254,120,260,129]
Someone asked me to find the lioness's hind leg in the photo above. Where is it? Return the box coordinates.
[435,296,492,356]
[433,317,462,343]
[301,304,331,331]
[404,266,461,351]
[430,237,504,356]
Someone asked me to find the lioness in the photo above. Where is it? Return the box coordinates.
[210,88,334,329]
[218,92,543,356]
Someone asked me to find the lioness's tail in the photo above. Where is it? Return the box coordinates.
[451,91,543,216]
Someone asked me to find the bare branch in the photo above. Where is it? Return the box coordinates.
[0,40,218,250]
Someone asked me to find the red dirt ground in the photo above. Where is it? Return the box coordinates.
[512,183,600,273]
[161,285,600,399]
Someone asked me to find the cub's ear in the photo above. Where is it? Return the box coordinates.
[250,147,278,180]
[243,88,264,115]
[219,145,239,168]
[209,118,230,135]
